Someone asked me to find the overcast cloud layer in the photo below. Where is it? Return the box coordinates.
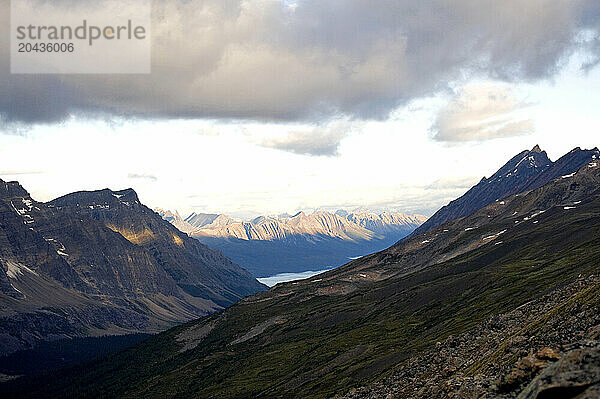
[1,0,600,127]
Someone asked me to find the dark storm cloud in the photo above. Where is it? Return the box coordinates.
[1,0,600,126]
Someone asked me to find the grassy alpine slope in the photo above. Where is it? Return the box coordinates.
[3,160,600,398]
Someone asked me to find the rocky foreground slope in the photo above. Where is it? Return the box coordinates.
[0,182,265,356]
[341,275,600,398]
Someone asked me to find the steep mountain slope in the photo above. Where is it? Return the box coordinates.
[0,182,265,356]
[512,146,600,194]
[50,189,264,305]
[414,145,599,235]
[178,211,425,277]
[9,149,599,398]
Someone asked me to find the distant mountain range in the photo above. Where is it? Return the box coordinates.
[0,183,265,356]
[18,145,600,398]
[156,209,427,277]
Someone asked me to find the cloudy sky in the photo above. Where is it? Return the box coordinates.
[1,0,600,219]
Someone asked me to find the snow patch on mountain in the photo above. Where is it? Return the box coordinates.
[4,259,38,279]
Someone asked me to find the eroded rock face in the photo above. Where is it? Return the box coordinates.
[518,344,600,399]
[498,347,562,392]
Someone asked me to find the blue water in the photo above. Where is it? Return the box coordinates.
[257,269,331,287]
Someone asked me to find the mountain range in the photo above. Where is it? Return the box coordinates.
[156,209,427,277]
[7,145,599,398]
[0,183,265,356]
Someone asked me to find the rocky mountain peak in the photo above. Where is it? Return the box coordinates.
[413,145,598,235]
[335,209,349,218]
[251,215,276,225]
[155,208,182,221]
[185,213,219,228]
[484,148,551,185]
[51,188,141,208]
[184,213,237,229]
[0,179,31,199]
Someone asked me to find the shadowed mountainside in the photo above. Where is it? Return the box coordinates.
[0,182,265,356]
[413,145,599,235]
